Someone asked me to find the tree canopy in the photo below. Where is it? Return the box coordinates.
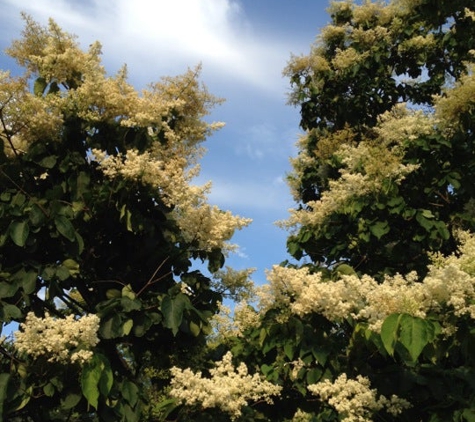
[0,14,250,421]
[163,1,475,421]
[3,1,475,421]
[284,0,475,277]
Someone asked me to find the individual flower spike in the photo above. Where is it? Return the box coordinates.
[14,312,100,364]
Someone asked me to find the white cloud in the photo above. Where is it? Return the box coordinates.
[1,0,293,94]
[199,177,294,214]
[235,122,302,161]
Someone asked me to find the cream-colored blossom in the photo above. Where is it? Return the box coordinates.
[289,358,306,381]
[14,312,99,364]
[284,136,418,229]
[258,266,373,322]
[332,48,370,71]
[319,23,352,44]
[258,233,475,335]
[465,8,475,21]
[170,351,281,420]
[291,409,314,422]
[211,266,256,302]
[92,145,251,251]
[435,63,475,127]
[210,301,260,343]
[376,103,436,142]
[309,374,411,421]
[352,1,397,26]
[284,103,423,231]
[351,26,391,47]
[398,33,435,54]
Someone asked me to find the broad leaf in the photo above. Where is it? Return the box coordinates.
[61,393,82,410]
[380,313,404,356]
[9,221,29,247]
[81,360,102,410]
[33,77,47,96]
[54,216,76,242]
[399,314,436,362]
[370,221,390,239]
[161,293,190,336]
[121,380,139,407]
[81,354,112,410]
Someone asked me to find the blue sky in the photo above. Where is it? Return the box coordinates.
[0,0,331,286]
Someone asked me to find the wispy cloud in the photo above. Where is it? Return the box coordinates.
[198,176,293,215]
[2,0,294,94]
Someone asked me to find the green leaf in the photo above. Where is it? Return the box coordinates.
[122,319,133,335]
[81,360,102,410]
[208,248,225,272]
[63,259,80,277]
[0,373,10,419]
[161,294,190,336]
[11,193,26,207]
[416,212,434,232]
[2,303,23,321]
[370,221,390,239]
[29,204,46,226]
[61,393,82,410]
[39,156,57,169]
[54,215,76,242]
[189,320,201,337]
[421,209,435,218]
[153,398,178,420]
[34,77,47,96]
[0,282,17,299]
[122,285,136,300]
[43,382,55,397]
[81,354,112,410]
[306,368,322,384]
[284,342,295,360]
[99,313,123,339]
[462,409,475,422]
[334,264,356,276]
[98,357,113,397]
[56,265,70,281]
[106,289,121,299]
[22,271,37,294]
[381,313,436,362]
[121,380,139,407]
[121,297,141,312]
[9,221,29,247]
[399,314,435,362]
[380,313,404,357]
[120,205,133,232]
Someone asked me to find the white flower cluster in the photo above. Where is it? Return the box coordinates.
[169,351,282,420]
[260,232,475,333]
[14,312,100,364]
[210,301,260,343]
[309,374,411,422]
[291,409,314,421]
[90,148,251,252]
[285,117,419,229]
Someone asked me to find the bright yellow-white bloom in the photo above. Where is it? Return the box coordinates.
[14,312,99,364]
[284,105,421,231]
[259,232,475,334]
[1,16,250,254]
[170,351,281,420]
[309,374,411,421]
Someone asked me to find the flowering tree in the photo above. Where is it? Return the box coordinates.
[0,15,251,421]
[165,1,475,421]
